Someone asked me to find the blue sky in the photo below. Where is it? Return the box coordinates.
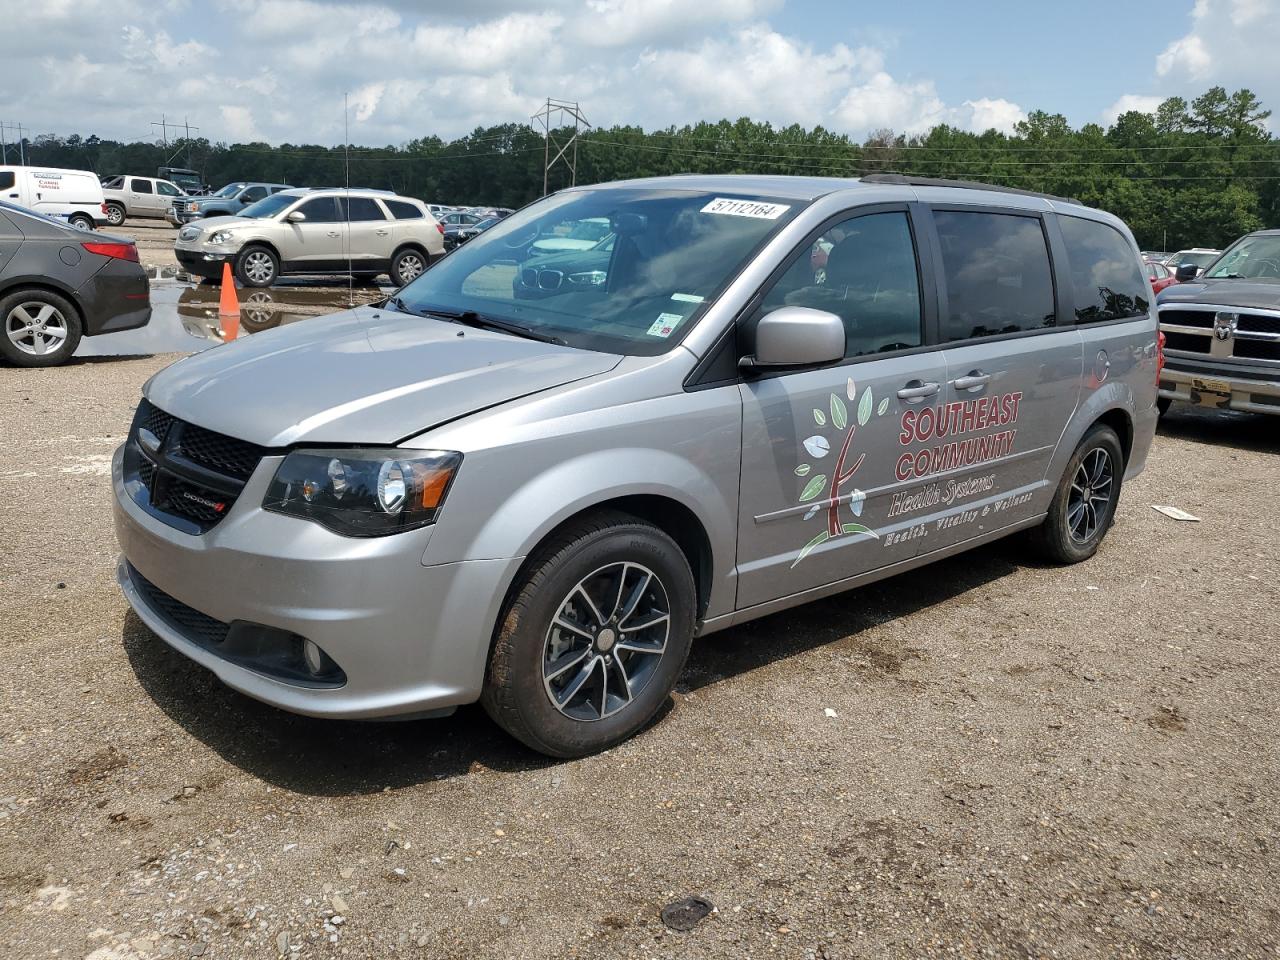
[1,0,1276,146]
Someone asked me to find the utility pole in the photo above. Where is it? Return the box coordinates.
[532,98,591,197]
[0,121,27,165]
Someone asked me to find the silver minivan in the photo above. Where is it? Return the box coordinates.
[113,174,1160,757]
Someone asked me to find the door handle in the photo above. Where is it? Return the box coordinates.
[897,380,940,401]
[951,371,991,391]
[326,231,341,238]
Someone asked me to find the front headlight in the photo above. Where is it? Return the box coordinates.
[209,230,235,244]
[263,449,461,537]
[188,202,200,212]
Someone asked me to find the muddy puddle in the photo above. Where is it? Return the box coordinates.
[75,273,391,358]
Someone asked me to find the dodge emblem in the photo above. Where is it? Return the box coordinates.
[1213,311,1238,342]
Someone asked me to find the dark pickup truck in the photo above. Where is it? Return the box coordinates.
[1156,228,1280,416]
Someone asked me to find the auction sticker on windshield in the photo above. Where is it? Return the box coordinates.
[701,198,791,219]
[647,313,685,338]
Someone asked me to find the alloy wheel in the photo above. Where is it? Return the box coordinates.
[1067,448,1113,543]
[107,206,125,226]
[243,251,275,284]
[397,253,424,283]
[5,302,69,357]
[542,562,671,722]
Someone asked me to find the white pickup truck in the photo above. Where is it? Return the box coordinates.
[100,176,188,227]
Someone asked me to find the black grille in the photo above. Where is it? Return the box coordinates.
[1164,331,1209,353]
[177,424,265,480]
[129,563,230,647]
[125,400,269,534]
[1239,313,1280,336]
[1161,309,1215,329]
[1234,338,1280,362]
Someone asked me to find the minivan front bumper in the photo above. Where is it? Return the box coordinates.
[112,445,521,719]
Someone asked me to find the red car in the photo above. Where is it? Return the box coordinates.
[1146,259,1177,294]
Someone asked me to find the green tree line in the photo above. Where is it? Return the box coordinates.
[10,86,1276,251]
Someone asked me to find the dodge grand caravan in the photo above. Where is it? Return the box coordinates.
[113,174,1160,757]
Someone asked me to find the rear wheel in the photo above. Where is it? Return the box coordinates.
[68,213,95,231]
[234,245,278,287]
[1028,424,1124,564]
[390,247,427,287]
[0,289,83,367]
[481,511,695,758]
[104,203,126,227]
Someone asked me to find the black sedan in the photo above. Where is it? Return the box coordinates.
[443,216,499,251]
[0,200,150,366]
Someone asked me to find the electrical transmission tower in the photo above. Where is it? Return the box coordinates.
[152,115,200,167]
[532,98,591,197]
[0,121,27,165]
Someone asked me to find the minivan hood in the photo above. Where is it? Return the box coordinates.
[145,306,622,447]
[1158,277,1280,312]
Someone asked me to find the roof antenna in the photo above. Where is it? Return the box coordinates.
[344,92,353,309]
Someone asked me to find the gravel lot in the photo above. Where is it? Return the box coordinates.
[1,260,1278,958]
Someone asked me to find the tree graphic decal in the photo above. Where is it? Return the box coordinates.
[791,377,891,568]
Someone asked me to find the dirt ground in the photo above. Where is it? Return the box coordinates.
[1,278,1278,958]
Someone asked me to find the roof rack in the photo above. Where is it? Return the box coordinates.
[860,173,1077,205]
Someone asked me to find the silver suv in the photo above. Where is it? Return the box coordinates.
[173,188,445,287]
[114,174,1160,757]
[100,176,187,226]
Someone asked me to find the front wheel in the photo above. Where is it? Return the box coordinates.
[481,511,696,757]
[1028,424,1124,564]
[234,245,278,287]
[0,289,83,366]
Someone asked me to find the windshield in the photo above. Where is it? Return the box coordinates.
[391,188,800,356]
[1203,235,1280,280]
[239,193,300,219]
[214,183,247,198]
[1174,250,1219,269]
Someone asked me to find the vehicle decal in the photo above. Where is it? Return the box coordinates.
[790,379,884,567]
[700,198,791,219]
[893,392,1022,481]
[646,313,684,337]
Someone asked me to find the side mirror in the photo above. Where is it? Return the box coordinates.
[1174,263,1200,282]
[741,306,845,370]
[286,210,307,223]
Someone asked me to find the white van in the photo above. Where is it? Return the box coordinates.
[0,166,107,230]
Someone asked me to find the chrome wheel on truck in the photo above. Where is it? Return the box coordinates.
[482,511,695,758]
[542,562,671,722]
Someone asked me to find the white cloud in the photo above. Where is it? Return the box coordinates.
[573,0,777,47]
[962,98,1026,134]
[1154,0,1279,94]
[1156,34,1211,80]
[219,105,262,141]
[1102,94,1166,125]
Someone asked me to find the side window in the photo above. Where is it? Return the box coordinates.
[1059,215,1150,323]
[385,199,424,220]
[156,181,181,197]
[748,210,923,359]
[342,197,386,221]
[130,178,154,194]
[270,186,289,194]
[934,211,1056,341]
[0,172,14,191]
[240,186,268,203]
[296,197,339,223]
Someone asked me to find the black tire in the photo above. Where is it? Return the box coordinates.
[481,510,696,758]
[104,203,126,227]
[68,213,95,231]
[234,245,278,288]
[390,247,428,287]
[1028,424,1125,564]
[1156,396,1172,417]
[0,288,83,367]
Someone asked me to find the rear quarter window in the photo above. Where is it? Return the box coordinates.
[1059,216,1149,323]
[385,199,424,219]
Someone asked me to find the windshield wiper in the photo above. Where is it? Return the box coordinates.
[423,308,566,345]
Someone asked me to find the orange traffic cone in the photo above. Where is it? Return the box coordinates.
[218,263,240,341]
[218,262,240,316]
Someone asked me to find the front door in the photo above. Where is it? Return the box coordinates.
[736,206,947,608]
[340,196,392,271]
[128,178,159,217]
[280,196,345,271]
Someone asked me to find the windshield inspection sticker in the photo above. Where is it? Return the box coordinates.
[647,313,685,338]
[701,197,791,219]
